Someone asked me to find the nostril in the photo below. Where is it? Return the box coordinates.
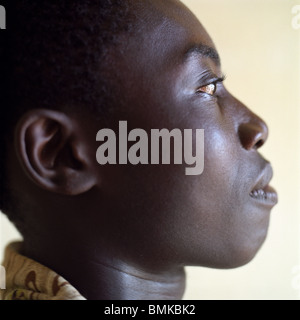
[238,122,268,151]
[254,139,264,150]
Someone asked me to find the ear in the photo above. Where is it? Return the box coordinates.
[15,109,97,195]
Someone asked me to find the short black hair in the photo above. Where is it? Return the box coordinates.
[0,0,135,228]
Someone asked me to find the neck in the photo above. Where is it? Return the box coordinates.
[73,260,186,300]
[23,240,186,300]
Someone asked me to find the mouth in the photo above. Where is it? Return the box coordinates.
[250,164,278,207]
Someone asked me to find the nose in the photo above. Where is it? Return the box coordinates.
[238,118,269,150]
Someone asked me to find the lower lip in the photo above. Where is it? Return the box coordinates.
[250,185,278,207]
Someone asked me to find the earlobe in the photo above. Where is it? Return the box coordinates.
[15,109,97,195]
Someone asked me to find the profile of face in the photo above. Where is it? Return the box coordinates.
[75,0,277,271]
[14,0,278,279]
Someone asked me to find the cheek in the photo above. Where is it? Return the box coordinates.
[94,118,269,269]
[180,129,270,267]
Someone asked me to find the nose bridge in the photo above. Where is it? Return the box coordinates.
[228,94,269,151]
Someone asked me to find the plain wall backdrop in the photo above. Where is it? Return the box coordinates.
[1,0,300,300]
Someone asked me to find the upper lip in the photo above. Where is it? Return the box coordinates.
[251,162,274,192]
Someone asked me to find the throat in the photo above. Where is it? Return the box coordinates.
[72,260,187,300]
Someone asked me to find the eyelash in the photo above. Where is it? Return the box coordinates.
[196,76,226,97]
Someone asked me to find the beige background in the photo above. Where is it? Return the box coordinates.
[1,0,300,299]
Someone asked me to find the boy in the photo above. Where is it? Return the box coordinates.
[0,0,277,300]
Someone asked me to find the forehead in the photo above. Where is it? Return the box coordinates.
[129,0,217,65]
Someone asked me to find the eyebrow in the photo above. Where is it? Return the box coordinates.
[184,44,221,66]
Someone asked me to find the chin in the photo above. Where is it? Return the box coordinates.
[194,230,269,270]
[218,234,268,269]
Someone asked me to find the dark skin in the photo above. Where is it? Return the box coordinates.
[6,0,277,300]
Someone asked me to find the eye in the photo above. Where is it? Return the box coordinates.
[196,83,217,96]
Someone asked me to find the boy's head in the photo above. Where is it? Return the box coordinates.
[1,0,277,274]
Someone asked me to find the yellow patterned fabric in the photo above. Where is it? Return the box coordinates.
[0,242,86,300]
